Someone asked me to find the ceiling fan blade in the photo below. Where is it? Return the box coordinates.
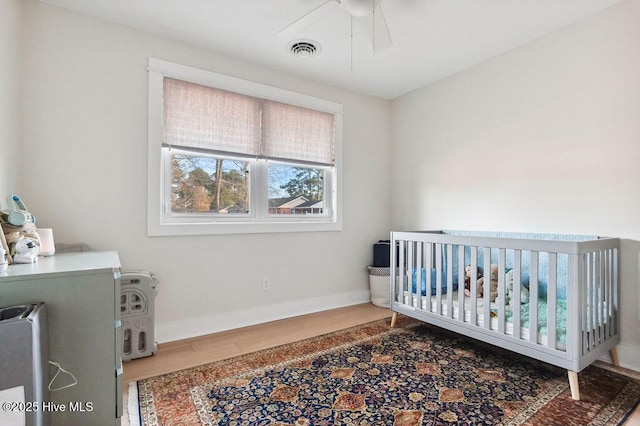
[277,0,336,36]
[364,5,392,53]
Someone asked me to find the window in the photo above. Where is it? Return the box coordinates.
[168,152,250,215]
[147,58,343,235]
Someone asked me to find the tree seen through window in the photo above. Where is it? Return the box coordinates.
[170,155,324,215]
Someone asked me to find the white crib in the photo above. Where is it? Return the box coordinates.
[389,230,620,400]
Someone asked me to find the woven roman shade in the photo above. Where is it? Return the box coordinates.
[162,77,261,157]
[261,100,335,166]
[162,77,335,166]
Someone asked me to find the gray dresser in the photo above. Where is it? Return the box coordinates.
[0,251,122,426]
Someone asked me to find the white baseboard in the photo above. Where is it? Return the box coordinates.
[155,289,371,344]
[600,341,640,373]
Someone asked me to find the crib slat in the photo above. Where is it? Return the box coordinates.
[591,252,597,348]
[483,247,491,330]
[587,253,596,351]
[513,250,522,339]
[391,239,397,303]
[397,241,407,303]
[585,252,590,351]
[395,240,401,302]
[612,248,617,336]
[603,250,611,339]
[610,249,620,334]
[470,247,478,326]
[606,249,612,338]
[416,241,423,311]
[446,244,453,318]
[432,244,439,313]
[598,251,604,344]
[567,254,580,362]
[599,251,605,342]
[604,249,610,339]
[457,245,465,322]
[547,253,557,349]
[600,250,606,340]
[497,249,506,335]
[603,250,608,340]
[592,251,598,346]
[529,252,539,344]
[425,243,432,311]
[408,241,414,307]
[407,241,411,301]
[594,251,600,346]
[583,253,590,355]
[610,248,615,337]
[588,252,595,350]
[596,251,601,345]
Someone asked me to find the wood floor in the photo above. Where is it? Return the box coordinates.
[123,303,640,425]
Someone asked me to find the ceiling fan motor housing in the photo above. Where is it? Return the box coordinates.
[341,0,383,17]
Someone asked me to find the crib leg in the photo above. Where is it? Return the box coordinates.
[568,370,580,401]
[390,312,397,328]
[610,347,620,367]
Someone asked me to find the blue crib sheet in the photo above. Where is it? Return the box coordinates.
[411,267,456,296]
[442,230,597,299]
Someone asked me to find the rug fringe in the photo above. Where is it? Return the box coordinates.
[128,381,141,426]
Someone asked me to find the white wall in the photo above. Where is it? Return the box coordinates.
[390,0,640,370]
[19,0,391,342]
[0,0,22,201]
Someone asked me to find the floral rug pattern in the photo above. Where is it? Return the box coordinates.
[134,317,640,425]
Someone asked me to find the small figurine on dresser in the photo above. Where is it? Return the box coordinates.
[11,238,39,263]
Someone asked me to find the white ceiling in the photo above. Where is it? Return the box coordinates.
[39,0,623,99]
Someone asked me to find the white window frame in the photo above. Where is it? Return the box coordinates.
[147,58,343,236]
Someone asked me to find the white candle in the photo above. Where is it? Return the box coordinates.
[39,228,56,256]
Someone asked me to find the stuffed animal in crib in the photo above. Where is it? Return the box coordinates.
[504,269,530,308]
[12,238,39,263]
[477,263,499,302]
[464,264,483,296]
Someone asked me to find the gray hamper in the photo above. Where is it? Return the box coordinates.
[121,271,158,361]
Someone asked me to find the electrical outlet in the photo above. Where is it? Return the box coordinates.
[262,277,271,291]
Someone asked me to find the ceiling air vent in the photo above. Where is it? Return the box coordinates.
[288,40,321,58]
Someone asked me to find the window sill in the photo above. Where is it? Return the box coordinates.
[147,220,342,236]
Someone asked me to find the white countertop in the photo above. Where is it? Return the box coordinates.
[0,251,121,281]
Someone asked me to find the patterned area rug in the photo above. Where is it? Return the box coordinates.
[131,317,640,425]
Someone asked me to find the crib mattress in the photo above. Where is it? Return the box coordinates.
[402,291,567,350]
